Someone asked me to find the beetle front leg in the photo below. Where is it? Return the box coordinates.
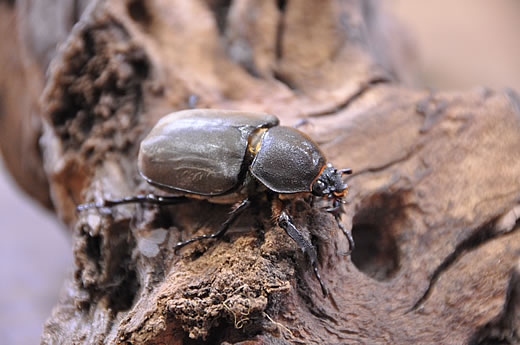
[77,194,189,211]
[326,199,355,253]
[334,213,355,254]
[174,198,251,250]
[273,199,328,297]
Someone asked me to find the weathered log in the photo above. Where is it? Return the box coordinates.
[4,0,520,344]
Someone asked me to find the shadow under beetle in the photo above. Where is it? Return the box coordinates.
[77,109,353,297]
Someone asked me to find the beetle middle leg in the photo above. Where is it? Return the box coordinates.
[174,198,251,250]
[272,198,328,297]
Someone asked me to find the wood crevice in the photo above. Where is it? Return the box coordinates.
[410,218,520,312]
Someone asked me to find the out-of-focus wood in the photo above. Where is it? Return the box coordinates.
[0,3,50,209]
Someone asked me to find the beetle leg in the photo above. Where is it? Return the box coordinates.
[309,195,316,207]
[326,199,355,254]
[292,118,310,129]
[273,199,328,297]
[334,213,355,254]
[76,194,188,211]
[188,94,199,108]
[174,198,250,250]
[325,204,341,213]
[338,168,353,175]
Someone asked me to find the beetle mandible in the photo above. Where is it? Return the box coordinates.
[77,109,353,296]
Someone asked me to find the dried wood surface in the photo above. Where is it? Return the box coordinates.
[2,0,520,344]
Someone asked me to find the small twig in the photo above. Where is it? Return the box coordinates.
[263,312,293,338]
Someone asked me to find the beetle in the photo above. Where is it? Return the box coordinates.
[77,109,353,296]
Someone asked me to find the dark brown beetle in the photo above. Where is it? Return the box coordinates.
[78,109,353,296]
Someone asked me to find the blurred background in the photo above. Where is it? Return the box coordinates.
[1,1,519,344]
[389,0,520,91]
[0,159,71,345]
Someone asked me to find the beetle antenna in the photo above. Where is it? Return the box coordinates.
[339,168,352,175]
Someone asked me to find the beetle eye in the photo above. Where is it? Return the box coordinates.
[313,180,326,194]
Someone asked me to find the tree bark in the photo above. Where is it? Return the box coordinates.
[2,0,520,344]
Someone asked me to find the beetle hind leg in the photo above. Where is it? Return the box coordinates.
[76,194,188,211]
[273,199,328,297]
[174,198,251,250]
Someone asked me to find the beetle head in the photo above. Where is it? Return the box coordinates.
[311,163,352,199]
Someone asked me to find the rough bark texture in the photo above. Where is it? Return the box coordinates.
[2,0,520,344]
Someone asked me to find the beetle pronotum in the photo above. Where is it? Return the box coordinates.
[78,109,353,296]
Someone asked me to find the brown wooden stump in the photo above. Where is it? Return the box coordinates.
[2,0,520,344]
